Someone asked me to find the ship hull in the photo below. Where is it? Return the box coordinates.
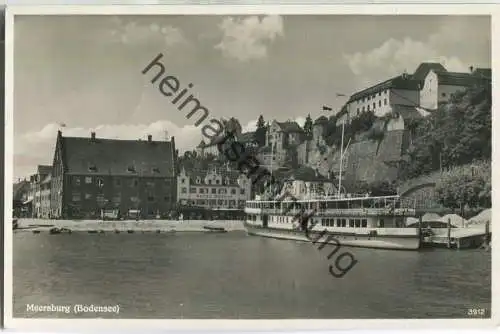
[244,222,421,250]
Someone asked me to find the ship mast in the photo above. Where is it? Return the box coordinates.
[337,119,345,198]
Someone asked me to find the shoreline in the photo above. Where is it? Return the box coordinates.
[13,219,246,233]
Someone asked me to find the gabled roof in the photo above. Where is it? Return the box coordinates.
[348,74,421,103]
[182,168,243,186]
[436,71,476,87]
[37,165,52,175]
[473,68,492,79]
[412,62,448,81]
[313,116,328,125]
[276,121,304,133]
[59,134,176,177]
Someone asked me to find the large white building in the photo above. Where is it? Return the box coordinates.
[177,166,252,210]
[338,63,491,127]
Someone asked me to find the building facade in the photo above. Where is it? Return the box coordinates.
[177,166,252,210]
[50,131,178,219]
[29,165,52,218]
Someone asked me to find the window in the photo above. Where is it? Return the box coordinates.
[367,96,370,101]
[72,192,81,202]
[208,180,212,185]
[384,90,388,94]
[181,178,186,184]
[367,105,370,111]
[231,189,236,195]
[349,219,355,227]
[85,193,92,200]
[130,179,138,187]
[97,178,104,188]
[362,97,365,102]
[441,92,446,97]
[152,167,160,173]
[181,187,187,193]
[147,195,155,202]
[88,164,97,172]
[218,200,224,205]
[373,103,376,110]
[199,188,205,194]
[216,179,220,185]
[384,98,387,105]
[361,219,368,228]
[127,166,135,173]
[355,219,361,227]
[211,188,216,194]
[379,100,381,107]
[85,176,92,184]
[73,176,81,186]
[362,106,365,112]
[378,92,381,96]
[240,189,245,195]
[190,187,196,193]
[357,108,360,114]
[114,178,121,187]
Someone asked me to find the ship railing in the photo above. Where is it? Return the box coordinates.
[259,207,415,216]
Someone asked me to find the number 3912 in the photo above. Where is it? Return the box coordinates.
[467,308,486,317]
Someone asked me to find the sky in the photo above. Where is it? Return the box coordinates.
[12,14,491,180]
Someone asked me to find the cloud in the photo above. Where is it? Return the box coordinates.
[215,15,284,62]
[14,121,207,179]
[343,21,475,87]
[108,17,187,48]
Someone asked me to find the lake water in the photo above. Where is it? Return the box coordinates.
[12,231,491,319]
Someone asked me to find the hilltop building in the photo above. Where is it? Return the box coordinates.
[50,131,178,219]
[338,62,492,127]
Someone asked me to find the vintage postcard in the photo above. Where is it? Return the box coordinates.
[3,4,497,331]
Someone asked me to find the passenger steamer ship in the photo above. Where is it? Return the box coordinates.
[244,193,420,250]
[243,120,420,250]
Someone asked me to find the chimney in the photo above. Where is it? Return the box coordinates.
[91,132,96,140]
[147,134,152,142]
[469,66,474,73]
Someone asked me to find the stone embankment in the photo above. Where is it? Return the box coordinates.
[14,219,246,233]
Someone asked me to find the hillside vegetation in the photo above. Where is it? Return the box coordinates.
[400,82,491,179]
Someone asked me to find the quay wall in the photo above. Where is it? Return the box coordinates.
[15,219,246,232]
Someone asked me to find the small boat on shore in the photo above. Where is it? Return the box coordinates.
[203,226,227,233]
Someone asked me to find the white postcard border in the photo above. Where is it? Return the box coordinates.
[3,3,498,330]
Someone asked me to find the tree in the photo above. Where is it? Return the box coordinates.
[303,114,313,139]
[435,161,491,212]
[254,114,267,147]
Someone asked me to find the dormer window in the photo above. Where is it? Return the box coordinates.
[196,177,201,184]
[127,166,136,173]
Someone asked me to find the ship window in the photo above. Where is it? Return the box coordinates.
[361,219,368,228]
[349,219,355,227]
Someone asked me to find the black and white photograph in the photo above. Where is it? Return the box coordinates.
[3,4,495,330]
